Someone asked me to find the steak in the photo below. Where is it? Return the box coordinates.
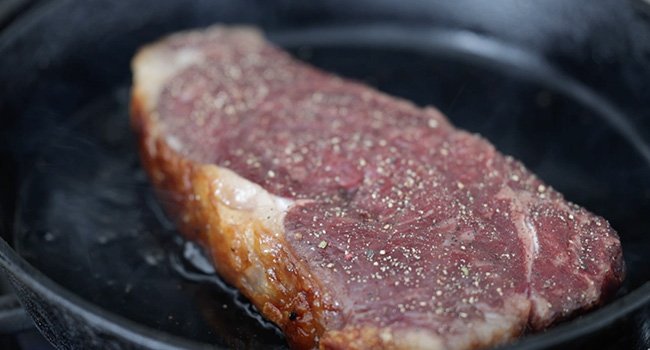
[130,26,625,350]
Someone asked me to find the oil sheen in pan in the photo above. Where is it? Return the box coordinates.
[12,33,650,349]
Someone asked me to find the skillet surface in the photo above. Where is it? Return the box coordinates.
[1,0,650,349]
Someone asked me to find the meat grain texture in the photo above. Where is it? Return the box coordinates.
[130,26,624,350]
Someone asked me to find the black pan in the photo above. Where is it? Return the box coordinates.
[1,0,649,349]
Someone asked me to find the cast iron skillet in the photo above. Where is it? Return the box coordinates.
[1,0,650,349]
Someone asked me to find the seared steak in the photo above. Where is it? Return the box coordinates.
[130,26,624,350]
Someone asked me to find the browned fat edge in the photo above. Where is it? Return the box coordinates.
[130,88,329,349]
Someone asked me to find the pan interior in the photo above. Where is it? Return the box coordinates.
[12,28,650,349]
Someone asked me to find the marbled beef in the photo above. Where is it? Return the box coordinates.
[130,26,624,350]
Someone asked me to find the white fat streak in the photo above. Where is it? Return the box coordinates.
[525,217,540,257]
[165,135,183,152]
[496,187,539,280]
[496,186,552,324]
[133,45,204,112]
[517,215,537,280]
[212,167,293,235]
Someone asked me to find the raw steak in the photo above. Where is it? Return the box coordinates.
[130,26,624,350]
